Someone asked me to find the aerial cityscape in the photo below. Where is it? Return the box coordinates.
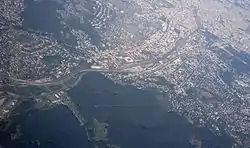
[0,0,250,147]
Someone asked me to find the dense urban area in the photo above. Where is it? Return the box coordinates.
[0,0,250,147]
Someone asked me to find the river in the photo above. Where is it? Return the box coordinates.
[0,72,235,148]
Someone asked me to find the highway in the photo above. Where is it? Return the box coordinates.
[10,68,134,86]
[119,29,199,72]
[9,29,198,87]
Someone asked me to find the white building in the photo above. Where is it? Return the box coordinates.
[124,57,134,63]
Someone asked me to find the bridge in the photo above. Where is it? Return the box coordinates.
[10,68,134,86]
